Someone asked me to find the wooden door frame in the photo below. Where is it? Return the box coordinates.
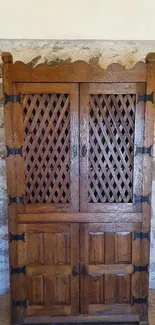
[2,52,155,325]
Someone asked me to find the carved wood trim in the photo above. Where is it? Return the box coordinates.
[2,52,147,82]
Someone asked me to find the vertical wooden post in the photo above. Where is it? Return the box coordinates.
[2,52,15,324]
[140,53,155,324]
[2,52,26,324]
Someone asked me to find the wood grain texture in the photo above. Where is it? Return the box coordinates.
[2,52,153,324]
[2,54,22,323]
[23,313,139,323]
[79,223,141,316]
[17,212,142,223]
[21,83,79,212]
[139,53,155,323]
[80,82,143,214]
[20,222,79,318]
[0,290,154,325]
[10,60,147,83]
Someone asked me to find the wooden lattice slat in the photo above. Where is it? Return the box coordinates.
[23,93,70,204]
[89,94,136,203]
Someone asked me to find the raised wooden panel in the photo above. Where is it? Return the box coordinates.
[89,232,104,264]
[105,233,115,264]
[115,274,131,304]
[53,233,71,265]
[44,276,54,306]
[115,232,132,264]
[89,275,104,304]
[27,233,43,265]
[28,275,43,305]
[43,234,54,265]
[43,232,71,265]
[104,274,115,304]
[53,275,71,305]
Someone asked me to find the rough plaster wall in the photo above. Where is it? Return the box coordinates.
[0,40,155,294]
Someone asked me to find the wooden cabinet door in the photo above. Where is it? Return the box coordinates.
[15,83,79,214]
[80,223,141,322]
[8,83,80,322]
[80,83,145,214]
[79,83,146,323]
[16,223,79,319]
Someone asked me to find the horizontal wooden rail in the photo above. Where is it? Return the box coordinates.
[17,212,142,224]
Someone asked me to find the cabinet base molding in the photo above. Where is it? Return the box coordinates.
[15,323,141,325]
[20,314,139,324]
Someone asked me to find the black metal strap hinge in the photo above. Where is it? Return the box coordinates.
[137,92,154,104]
[131,296,148,305]
[135,145,152,157]
[8,196,23,205]
[12,299,27,308]
[133,231,150,241]
[9,232,25,243]
[133,264,149,273]
[10,265,26,276]
[4,93,21,105]
[134,193,151,205]
[7,146,23,157]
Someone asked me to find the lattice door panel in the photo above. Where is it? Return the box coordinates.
[80,83,145,213]
[89,93,135,203]
[21,84,79,212]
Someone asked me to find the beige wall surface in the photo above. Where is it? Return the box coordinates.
[0,0,154,40]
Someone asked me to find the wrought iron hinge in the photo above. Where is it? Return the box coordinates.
[131,296,148,305]
[10,265,26,276]
[133,264,149,273]
[8,195,23,205]
[4,93,21,105]
[9,232,25,243]
[135,145,152,157]
[12,299,27,308]
[6,146,23,157]
[137,92,154,104]
[133,231,150,241]
[134,193,151,205]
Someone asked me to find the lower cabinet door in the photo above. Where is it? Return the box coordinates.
[80,223,141,321]
[14,221,142,323]
[16,222,79,318]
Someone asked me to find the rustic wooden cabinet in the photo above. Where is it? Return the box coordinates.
[2,52,155,325]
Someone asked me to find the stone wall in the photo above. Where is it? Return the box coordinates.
[0,40,155,294]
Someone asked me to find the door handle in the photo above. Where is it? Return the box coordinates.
[81,145,87,157]
[71,145,77,159]
[72,265,78,276]
[81,265,88,276]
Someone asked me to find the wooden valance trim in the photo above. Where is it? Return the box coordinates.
[2,52,147,83]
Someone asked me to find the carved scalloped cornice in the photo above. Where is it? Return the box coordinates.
[2,53,147,82]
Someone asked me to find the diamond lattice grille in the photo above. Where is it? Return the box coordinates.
[89,94,136,203]
[23,93,70,204]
